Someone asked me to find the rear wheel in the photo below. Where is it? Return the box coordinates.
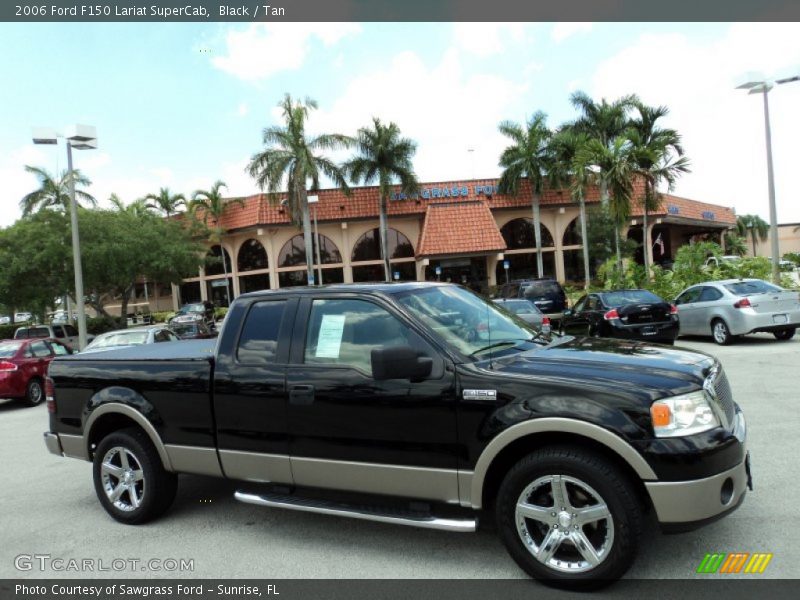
[773,328,795,341]
[711,319,734,345]
[495,447,642,590]
[23,378,44,407]
[92,428,177,524]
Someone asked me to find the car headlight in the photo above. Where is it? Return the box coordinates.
[650,391,720,437]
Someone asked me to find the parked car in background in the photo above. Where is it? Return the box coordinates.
[675,278,800,344]
[13,323,90,350]
[492,298,551,334]
[0,338,72,405]
[168,301,215,329]
[704,255,741,269]
[14,312,33,323]
[81,325,181,354]
[170,321,216,340]
[561,290,679,345]
[0,315,10,325]
[497,278,568,321]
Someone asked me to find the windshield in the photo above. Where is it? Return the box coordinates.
[87,331,150,349]
[396,285,542,358]
[498,300,541,315]
[524,281,562,296]
[0,342,22,358]
[601,290,663,307]
[724,280,782,296]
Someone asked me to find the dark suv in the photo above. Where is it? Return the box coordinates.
[499,278,568,321]
[168,301,216,329]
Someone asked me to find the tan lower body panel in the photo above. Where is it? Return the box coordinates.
[290,456,461,504]
[218,449,294,484]
[59,434,89,460]
[164,445,223,477]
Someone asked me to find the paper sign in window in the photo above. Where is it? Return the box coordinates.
[315,314,346,358]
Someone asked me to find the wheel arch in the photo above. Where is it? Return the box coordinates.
[85,403,173,471]
[468,418,656,510]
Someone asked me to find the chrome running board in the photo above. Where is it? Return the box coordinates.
[234,490,477,533]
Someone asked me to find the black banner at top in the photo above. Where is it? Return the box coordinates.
[4,0,800,22]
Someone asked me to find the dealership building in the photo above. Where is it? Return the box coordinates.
[143,177,736,310]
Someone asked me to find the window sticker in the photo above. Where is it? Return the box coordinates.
[315,314,346,358]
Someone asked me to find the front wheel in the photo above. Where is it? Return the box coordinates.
[92,428,178,525]
[774,328,796,341]
[495,447,642,590]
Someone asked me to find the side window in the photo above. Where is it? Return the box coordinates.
[64,325,78,337]
[30,340,51,357]
[572,296,587,313]
[49,341,71,356]
[15,329,27,339]
[586,296,599,311]
[154,330,170,343]
[237,301,286,364]
[52,325,64,338]
[698,287,723,302]
[304,298,413,373]
[675,288,701,305]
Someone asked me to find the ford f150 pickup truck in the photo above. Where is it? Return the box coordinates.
[44,283,751,589]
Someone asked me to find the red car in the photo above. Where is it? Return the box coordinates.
[0,338,73,406]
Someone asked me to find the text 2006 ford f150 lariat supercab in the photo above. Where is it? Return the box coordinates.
[44,283,751,588]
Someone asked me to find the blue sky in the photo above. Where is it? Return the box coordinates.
[2,22,799,227]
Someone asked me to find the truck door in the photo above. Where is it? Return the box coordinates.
[213,297,296,485]
[285,295,460,504]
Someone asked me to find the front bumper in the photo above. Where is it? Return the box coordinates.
[646,452,750,528]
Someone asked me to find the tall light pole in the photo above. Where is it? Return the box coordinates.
[307,195,323,285]
[32,125,97,350]
[747,220,757,257]
[736,71,800,284]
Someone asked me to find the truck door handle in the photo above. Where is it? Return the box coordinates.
[289,384,315,405]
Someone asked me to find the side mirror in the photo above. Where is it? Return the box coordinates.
[371,346,433,382]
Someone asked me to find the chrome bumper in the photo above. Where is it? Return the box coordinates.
[43,432,63,456]
[646,454,749,524]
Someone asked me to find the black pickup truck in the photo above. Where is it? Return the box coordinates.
[44,282,751,589]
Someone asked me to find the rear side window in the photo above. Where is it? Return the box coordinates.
[676,288,702,305]
[29,327,50,338]
[52,325,65,337]
[29,340,51,357]
[64,325,78,336]
[237,301,286,364]
[724,280,782,296]
[48,341,71,356]
[698,287,723,302]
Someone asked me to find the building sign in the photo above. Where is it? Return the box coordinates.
[702,211,716,220]
[667,205,680,215]
[210,280,228,288]
[391,184,501,201]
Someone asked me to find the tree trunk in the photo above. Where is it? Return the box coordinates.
[300,187,315,285]
[119,284,134,329]
[642,180,650,280]
[614,225,622,272]
[379,193,391,282]
[599,179,609,207]
[531,192,544,278]
[579,195,591,290]
[220,244,231,306]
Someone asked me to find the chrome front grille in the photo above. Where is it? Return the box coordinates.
[706,366,735,429]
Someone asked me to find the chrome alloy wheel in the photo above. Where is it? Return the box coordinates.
[515,475,614,573]
[713,321,729,344]
[101,446,145,512]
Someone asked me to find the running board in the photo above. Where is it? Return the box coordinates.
[234,490,477,533]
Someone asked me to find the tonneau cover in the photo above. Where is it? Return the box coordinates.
[60,339,216,361]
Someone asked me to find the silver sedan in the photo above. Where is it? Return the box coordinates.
[492,298,551,334]
[675,278,800,344]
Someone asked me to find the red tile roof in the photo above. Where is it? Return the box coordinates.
[416,201,506,257]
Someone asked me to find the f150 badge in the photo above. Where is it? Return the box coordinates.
[462,389,497,401]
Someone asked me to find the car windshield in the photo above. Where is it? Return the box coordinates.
[87,331,150,349]
[0,342,23,358]
[396,286,543,358]
[499,300,542,315]
[724,280,782,296]
[524,281,561,296]
[185,304,206,312]
[601,290,663,307]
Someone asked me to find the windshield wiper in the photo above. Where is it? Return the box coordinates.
[469,338,536,357]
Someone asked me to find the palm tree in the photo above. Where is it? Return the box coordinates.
[577,137,636,270]
[109,194,153,218]
[627,102,690,275]
[247,94,352,285]
[144,187,187,218]
[569,92,637,207]
[344,118,419,281]
[497,112,553,278]
[191,181,244,305]
[735,214,769,256]
[20,165,96,216]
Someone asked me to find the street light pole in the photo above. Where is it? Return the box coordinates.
[308,195,322,285]
[748,221,757,257]
[65,142,89,350]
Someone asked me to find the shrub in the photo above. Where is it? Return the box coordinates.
[0,324,16,340]
[86,316,121,335]
[151,311,174,324]
[214,307,228,320]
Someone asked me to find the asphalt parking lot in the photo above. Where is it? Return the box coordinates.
[1,334,798,581]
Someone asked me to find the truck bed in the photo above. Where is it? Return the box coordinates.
[63,339,216,361]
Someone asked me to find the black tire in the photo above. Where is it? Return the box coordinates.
[495,446,642,590]
[92,427,178,525]
[711,318,734,345]
[23,378,44,407]
[773,328,796,341]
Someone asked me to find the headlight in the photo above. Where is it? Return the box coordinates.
[650,391,720,437]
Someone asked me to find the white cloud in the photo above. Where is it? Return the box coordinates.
[551,22,593,43]
[149,167,174,183]
[588,23,800,223]
[0,144,51,226]
[237,102,249,117]
[309,48,527,184]
[211,23,361,82]
[452,23,529,57]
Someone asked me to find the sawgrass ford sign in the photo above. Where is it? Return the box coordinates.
[392,184,500,201]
